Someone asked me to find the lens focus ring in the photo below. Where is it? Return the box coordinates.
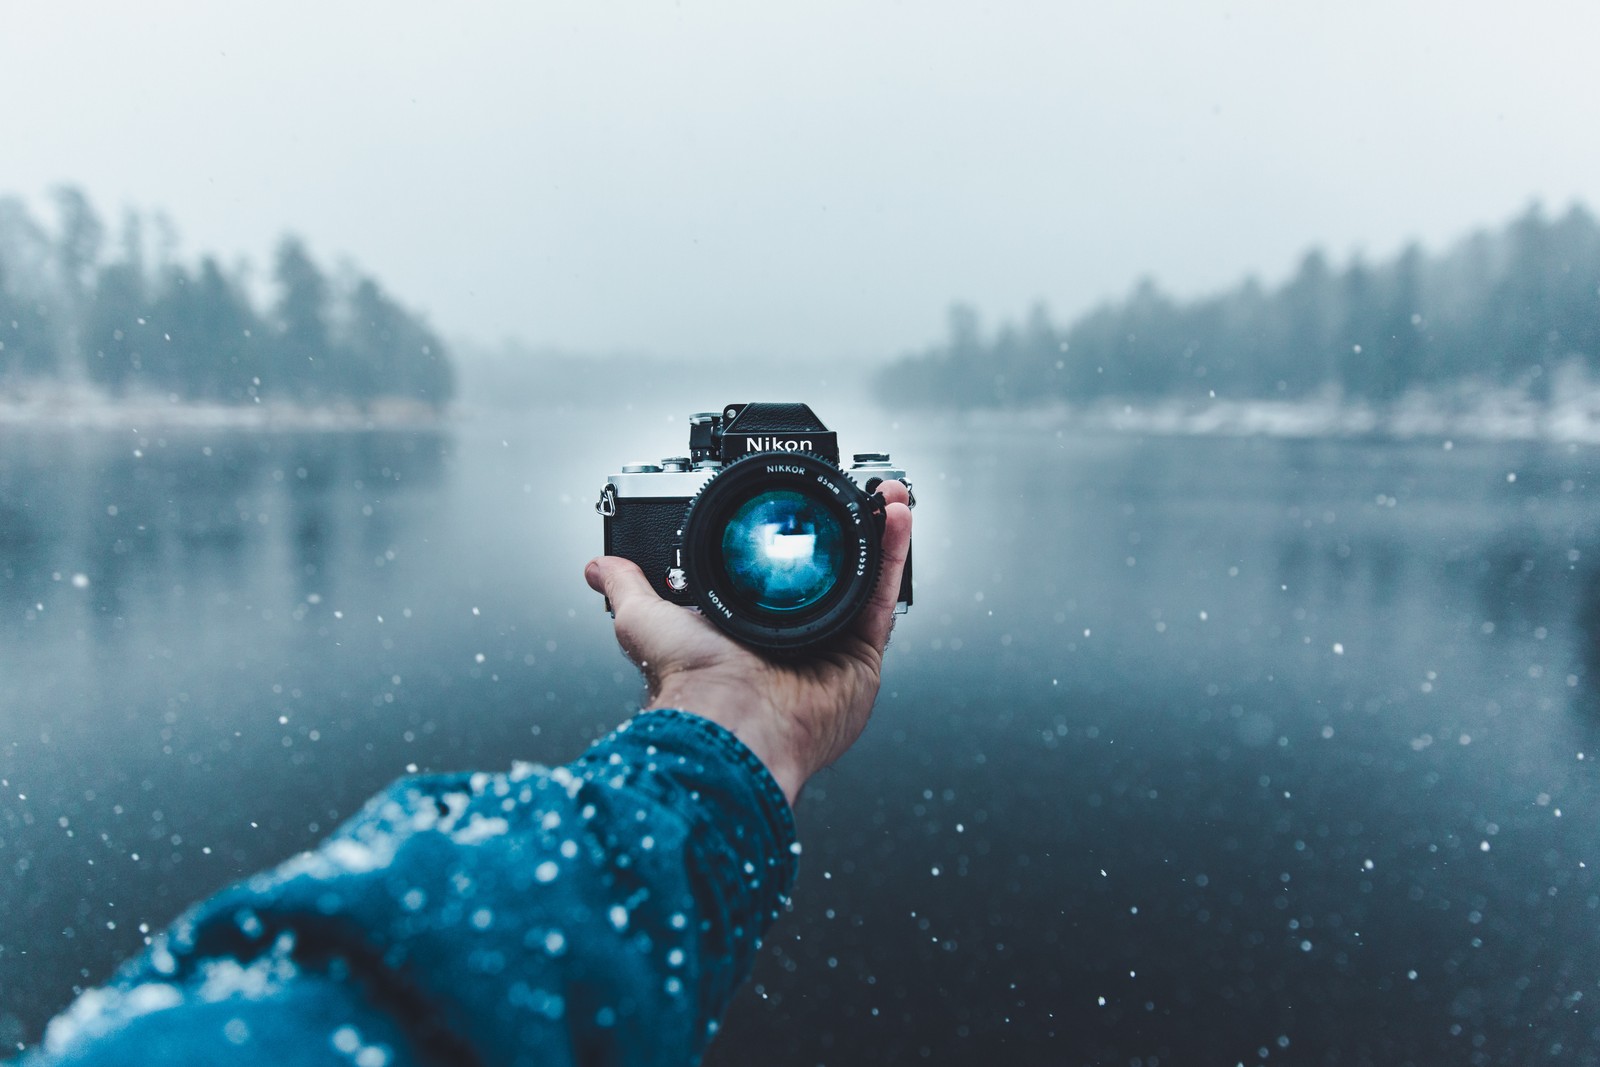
[679,451,883,651]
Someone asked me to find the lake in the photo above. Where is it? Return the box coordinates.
[3,403,1599,1066]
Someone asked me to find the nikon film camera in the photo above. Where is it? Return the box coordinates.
[595,402,914,651]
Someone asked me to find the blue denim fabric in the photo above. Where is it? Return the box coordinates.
[14,709,799,1067]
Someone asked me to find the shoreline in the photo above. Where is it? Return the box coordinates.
[9,382,1600,447]
[0,385,445,433]
[954,385,1600,447]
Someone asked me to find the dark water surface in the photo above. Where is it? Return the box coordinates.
[3,411,1600,1066]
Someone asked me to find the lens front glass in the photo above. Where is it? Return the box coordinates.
[719,489,846,613]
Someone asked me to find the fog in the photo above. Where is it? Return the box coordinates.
[5,1,1600,360]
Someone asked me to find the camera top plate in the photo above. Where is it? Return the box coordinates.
[717,402,840,464]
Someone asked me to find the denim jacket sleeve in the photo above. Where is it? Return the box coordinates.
[15,709,800,1067]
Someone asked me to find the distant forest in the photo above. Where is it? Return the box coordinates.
[0,188,453,408]
[885,203,1600,407]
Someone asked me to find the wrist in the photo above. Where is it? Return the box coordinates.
[647,672,812,807]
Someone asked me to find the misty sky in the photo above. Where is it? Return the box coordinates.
[6,1,1600,362]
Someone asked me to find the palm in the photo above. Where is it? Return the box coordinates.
[587,482,912,805]
[615,596,884,776]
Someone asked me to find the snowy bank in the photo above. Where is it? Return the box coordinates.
[0,382,444,432]
[964,377,1600,446]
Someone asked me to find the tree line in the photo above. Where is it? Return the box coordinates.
[883,203,1600,408]
[0,187,453,408]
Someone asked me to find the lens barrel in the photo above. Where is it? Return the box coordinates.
[679,451,883,650]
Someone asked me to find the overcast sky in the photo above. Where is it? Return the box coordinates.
[6,1,1599,362]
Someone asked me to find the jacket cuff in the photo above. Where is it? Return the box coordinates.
[576,706,800,923]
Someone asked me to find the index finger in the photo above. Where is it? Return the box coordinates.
[856,487,913,653]
[876,479,911,509]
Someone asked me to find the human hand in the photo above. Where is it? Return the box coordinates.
[584,481,913,807]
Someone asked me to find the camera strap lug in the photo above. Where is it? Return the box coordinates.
[595,483,618,517]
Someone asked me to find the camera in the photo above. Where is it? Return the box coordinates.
[595,402,914,651]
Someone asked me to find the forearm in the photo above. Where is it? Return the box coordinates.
[15,710,798,1067]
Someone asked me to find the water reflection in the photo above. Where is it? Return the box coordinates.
[1572,556,1600,694]
[0,430,446,633]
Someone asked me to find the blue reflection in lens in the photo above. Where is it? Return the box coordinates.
[720,490,845,612]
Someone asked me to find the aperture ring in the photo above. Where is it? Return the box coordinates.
[679,451,884,651]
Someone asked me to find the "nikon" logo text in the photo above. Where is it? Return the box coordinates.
[746,436,812,452]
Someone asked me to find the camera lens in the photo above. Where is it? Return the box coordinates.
[680,451,883,650]
[719,489,847,612]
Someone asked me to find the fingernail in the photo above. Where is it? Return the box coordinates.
[584,559,601,583]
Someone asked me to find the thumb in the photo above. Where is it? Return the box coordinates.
[585,555,662,614]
